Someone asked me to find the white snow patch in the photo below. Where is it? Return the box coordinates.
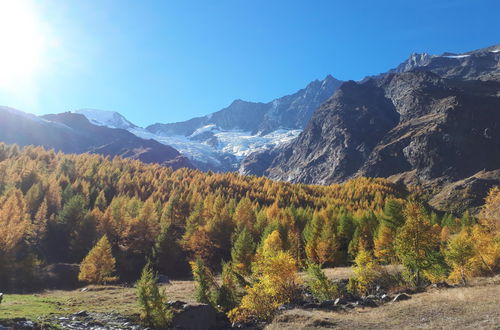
[76,109,136,129]
[443,54,470,59]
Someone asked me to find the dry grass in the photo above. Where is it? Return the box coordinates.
[267,276,500,330]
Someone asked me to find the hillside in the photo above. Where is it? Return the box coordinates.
[242,45,500,213]
[0,107,192,170]
[76,75,342,171]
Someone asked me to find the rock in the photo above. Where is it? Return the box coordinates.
[343,302,357,309]
[278,303,294,311]
[334,297,348,306]
[73,310,88,317]
[319,300,336,309]
[157,274,171,285]
[303,303,320,309]
[392,293,411,303]
[171,303,217,330]
[430,282,452,289]
[380,294,392,302]
[246,46,500,213]
[359,298,377,307]
[168,300,187,309]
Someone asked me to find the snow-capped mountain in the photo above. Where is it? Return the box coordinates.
[75,75,342,171]
[75,109,137,130]
[0,107,192,170]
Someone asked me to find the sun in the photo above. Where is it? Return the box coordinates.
[0,0,47,89]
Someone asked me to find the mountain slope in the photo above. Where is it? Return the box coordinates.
[75,109,138,130]
[0,107,192,170]
[147,75,342,136]
[246,45,500,212]
[76,75,342,171]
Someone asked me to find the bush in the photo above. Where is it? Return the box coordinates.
[306,263,338,302]
[136,264,173,328]
[348,248,381,296]
[228,251,300,323]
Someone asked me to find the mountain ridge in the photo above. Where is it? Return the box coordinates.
[242,44,500,213]
[0,107,193,170]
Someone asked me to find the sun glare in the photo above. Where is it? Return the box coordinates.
[0,0,47,89]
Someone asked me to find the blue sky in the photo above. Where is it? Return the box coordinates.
[0,0,499,127]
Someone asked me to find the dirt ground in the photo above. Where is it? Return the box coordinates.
[267,276,500,330]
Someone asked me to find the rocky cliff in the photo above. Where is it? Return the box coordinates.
[243,45,500,212]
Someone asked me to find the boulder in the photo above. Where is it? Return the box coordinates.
[157,274,171,285]
[334,297,348,306]
[168,300,187,309]
[319,300,337,309]
[171,303,217,330]
[303,303,320,309]
[359,298,377,307]
[392,293,411,303]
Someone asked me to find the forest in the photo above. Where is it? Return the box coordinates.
[0,143,498,325]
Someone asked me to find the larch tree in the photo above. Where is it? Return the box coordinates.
[78,235,118,284]
[395,202,441,286]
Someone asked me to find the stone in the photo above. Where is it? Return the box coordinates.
[392,293,411,303]
[73,310,88,317]
[360,298,377,307]
[167,300,187,309]
[171,303,217,330]
[303,303,320,309]
[157,274,171,285]
[380,294,392,302]
[319,300,336,309]
[334,297,348,306]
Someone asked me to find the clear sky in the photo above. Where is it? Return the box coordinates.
[0,0,498,127]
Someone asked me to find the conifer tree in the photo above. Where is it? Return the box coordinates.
[231,228,255,274]
[78,235,117,284]
[444,229,476,285]
[190,258,216,305]
[136,263,173,328]
[395,202,440,286]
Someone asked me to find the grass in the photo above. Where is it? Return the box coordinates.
[2,268,499,330]
[0,280,196,321]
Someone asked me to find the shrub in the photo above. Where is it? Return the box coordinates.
[228,251,300,323]
[445,230,476,285]
[348,248,380,296]
[306,263,338,302]
[136,264,173,328]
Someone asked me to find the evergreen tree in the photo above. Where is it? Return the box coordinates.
[136,263,173,328]
[231,228,255,274]
[395,202,440,286]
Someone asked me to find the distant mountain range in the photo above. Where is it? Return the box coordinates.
[76,75,343,171]
[1,44,499,212]
[0,107,192,169]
